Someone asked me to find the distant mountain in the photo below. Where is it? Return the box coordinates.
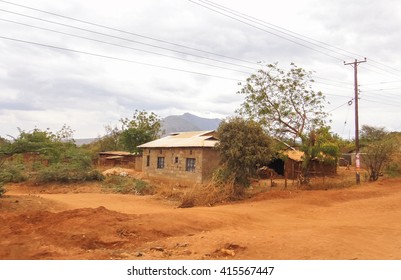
[74,113,222,144]
[161,113,221,135]
[74,138,97,146]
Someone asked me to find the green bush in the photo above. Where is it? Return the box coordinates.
[102,176,154,195]
[36,163,104,183]
[0,163,27,183]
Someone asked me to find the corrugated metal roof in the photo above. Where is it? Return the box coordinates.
[138,130,218,148]
[99,151,133,156]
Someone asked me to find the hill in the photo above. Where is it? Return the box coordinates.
[74,113,222,144]
[160,113,221,135]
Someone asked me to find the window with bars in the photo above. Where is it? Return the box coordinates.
[157,157,165,169]
[185,158,196,172]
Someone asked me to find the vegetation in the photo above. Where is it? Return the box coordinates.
[0,109,161,197]
[84,110,162,155]
[215,117,275,190]
[360,125,399,181]
[102,176,154,195]
[0,126,103,191]
[119,110,162,153]
[237,63,336,183]
[299,127,340,183]
[237,62,328,144]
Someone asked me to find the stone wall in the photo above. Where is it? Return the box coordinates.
[141,147,220,185]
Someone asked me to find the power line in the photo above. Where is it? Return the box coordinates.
[188,0,345,62]
[196,0,359,60]
[362,80,401,86]
[0,17,253,75]
[0,35,245,82]
[361,97,401,107]
[359,86,401,92]
[361,92,401,105]
[0,0,258,66]
[192,0,401,79]
[327,99,353,113]
[0,8,258,71]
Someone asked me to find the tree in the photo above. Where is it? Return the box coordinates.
[237,63,332,182]
[119,110,162,153]
[237,63,328,145]
[360,125,398,181]
[216,117,275,189]
[87,124,122,153]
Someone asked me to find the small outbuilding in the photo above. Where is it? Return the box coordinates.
[268,149,337,179]
[98,151,142,170]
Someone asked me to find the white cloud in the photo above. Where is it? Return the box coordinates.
[0,0,400,138]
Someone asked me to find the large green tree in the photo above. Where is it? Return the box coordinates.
[216,117,275,189]
[237,63,333,182]
[119,110,162,153]
[238,63,328,145]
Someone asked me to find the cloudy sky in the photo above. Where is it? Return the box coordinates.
[1,0,401,139]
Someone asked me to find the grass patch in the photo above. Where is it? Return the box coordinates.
[102,175,155,195]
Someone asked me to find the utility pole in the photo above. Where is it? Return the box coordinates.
[344,58,366,184]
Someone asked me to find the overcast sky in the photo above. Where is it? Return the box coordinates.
[1,0,401,139]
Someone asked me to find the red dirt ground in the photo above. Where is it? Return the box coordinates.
[1,178,401,260]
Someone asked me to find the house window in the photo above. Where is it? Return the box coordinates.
[157,157,165,169]
[175,157,179,164]
[146,155,150,167]
[186,158,196,172]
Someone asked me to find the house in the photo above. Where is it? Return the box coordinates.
[137,131,220,185]
[98,151,142,170]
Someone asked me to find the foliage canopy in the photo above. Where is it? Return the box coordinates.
[237,63,328,144]
[119,110,162,153]
[216,117,275,188]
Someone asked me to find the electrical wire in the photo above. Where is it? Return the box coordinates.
[196,0,359,60]
[0,17,253,75]
[327,99,353,113]
[191,0,401,79]
[0,0,259,66]
[1,0,401,110]
[0,35,245,82]
[0,8,258,71]
[188,0,345,62]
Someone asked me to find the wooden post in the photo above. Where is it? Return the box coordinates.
[284,171,288,189]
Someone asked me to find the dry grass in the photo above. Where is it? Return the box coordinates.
[178,176,244,208]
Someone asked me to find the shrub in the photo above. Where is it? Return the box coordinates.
[0,163,27,183]
[36,163,104,183]
[179,167,243,208]
[102,176,154,195]
[385,162,401,178]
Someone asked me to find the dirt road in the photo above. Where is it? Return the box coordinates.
[1,178,401,260]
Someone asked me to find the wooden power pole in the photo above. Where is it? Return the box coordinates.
[344,58,366,184]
